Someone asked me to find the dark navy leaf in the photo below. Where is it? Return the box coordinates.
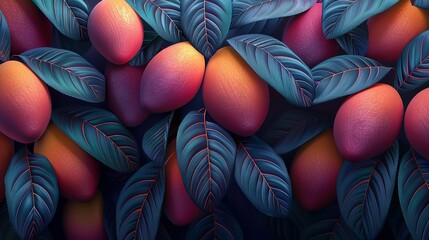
[235,136,292,217]
[412,0,429,9]
[0,11,11,63]
[337,142,399,239]
[15,47,105,103]
[116,161,165,240]
[4,148,59,240]
[322,0,398,39]
[176,110,236,212]
[51,106,141,173]
[228,34,315,107]
[387,195,412,240]
[156,224,172,240]
[181,0,232,59]
[312,55,391,104]
[267,202,311,239]
[129,25,164,67]
[227,17,284,39]
[335,22,369,56]
[33,0,89,40]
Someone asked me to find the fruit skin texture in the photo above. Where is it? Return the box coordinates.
[334,83,403,162]
[105,63,149,127]
[0,60,51,143]
[291,129,344,211]
[366,0,429,64]
[140,42,205,113]
[203,46,270,137]
[164,139,202,226]
[0,0,52,55]
[282,2,340,68]
[34,124,100,201]
[0,132,13,202]
[88,0,144,64]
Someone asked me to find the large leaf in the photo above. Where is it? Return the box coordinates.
[0,11,11,63]
[33,0,89,41]
[312,55,391,104]
[228,34,315,107]
[51,106,141,173]
[116,161,165,240]
[231,0,315,28]
[181,0,232,59]
[395,30,429,92]
[235,136,292,217]
[126,0,182,43]
[4,148,59,240]
[176,110,237,212]
[129,25,164,67]
[335,22,369,56]
[337,142,399,239]
[412,0,429,9]
[186,205,243,240]
[322,0,398,39]
[15,47,105,103]
[227,17,284,39]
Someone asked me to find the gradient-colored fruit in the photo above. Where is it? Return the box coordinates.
[291,129,343,211]
[0,60,51,143]
[140,42,205,113]
[88,0,143,64]
[282,2,340,68]
[105,63,149,127]
[34,124,100,201]
[366,0,429,63]
[164,139,202,226]
[0,132,13,202]
[203,46,270,136]
[334,83,403,162]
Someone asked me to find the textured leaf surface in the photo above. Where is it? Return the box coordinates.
[337,142,399,239]
[227,17,284,39]
[176,110,237,212]
[0,11,11,63]
[312,55,391,104]
[4,148,59,240]
[412,0,429,9]
[116,161,165,240]
[181,0,232,59]
[228,34,315,107]
[322,0,398,39]
[33,0,89,40]
[335,22,369,56]
[51,106,140,173]
[129,25,164,67]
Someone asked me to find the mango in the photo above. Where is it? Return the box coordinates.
[0,132,13,202]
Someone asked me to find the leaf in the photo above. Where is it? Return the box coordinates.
[337,142,399,239]
[387,195,412,240]
[15,47,105,103]
[261,109,330,154]
[231,0,316,28]
[335,22,369,56]
[322,0,398,39]
[412,0,429,9]
[228,34,315,107]
[186,204,243,240]
[395,30,429,92]
[4,148,59,240]
[227,17,284,39]
[312,55,391,104]
[0,11,11,63]
[142,112,175,166]
[176,110,237,212]
[129,25,164,67]
[51,106,141,173]
[116,161,165,240]
[234,136,292,217]
[33,0,89,41]
[126,0,183,43]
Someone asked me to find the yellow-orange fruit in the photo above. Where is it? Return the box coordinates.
[0,132,13,202]
[34,124,100,201]
[0,60,51,143]
[203,47,270,136]
[291,129,344,211]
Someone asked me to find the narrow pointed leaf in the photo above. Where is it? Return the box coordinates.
[129,25,164,67]
[227,17,284,39]
[335,22,369,56]
[0,11,11,63]
[412,0,429,9]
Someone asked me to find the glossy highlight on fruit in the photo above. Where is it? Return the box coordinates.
[0,132,13,202]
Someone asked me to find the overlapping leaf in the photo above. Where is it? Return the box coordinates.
[412,0,429,9]
[227,17,284,39]
[51,106,141,173]
[0,11,11,63]
[387,195,412,240]
[336,22,369,56]
[228,34,315,107]
[129,25,164,67]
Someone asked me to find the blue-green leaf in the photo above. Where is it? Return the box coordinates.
[33,0,89,41]
[51,106,141,173]
[227,17,284,39]
[4,148,59,240]
[181,0,231,59]
[129,25,164,67]
[387,195,412,240]
[412,0,429,9]
[312,55,391,104]
[15,47,105,103]
[335,22,369,56]
[0,11,11,63]
[228,34,315,107]
[176,110,237,212]
[337,142,399,239]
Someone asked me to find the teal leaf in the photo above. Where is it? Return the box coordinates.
[0,11,11,63]
[335,22,369,56]
[412,0,429,9]
[129,25,164,67]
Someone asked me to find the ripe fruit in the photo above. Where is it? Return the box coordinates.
[34,124,100,201]
[0,132,13,202]
[140,42,205,113]
[0,60,51,143]
[203,46,270,136]
[334,83,403,162]
[88,0,144,64]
